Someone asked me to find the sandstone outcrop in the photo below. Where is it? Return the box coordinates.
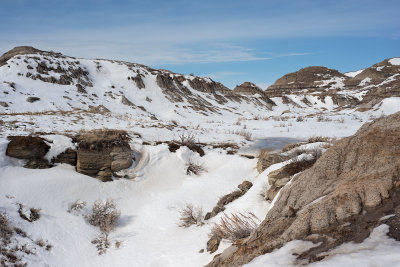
[233,82,275,109]
[76,130,133,182]
[256,150,288,173]
[207,111,400,266]
[6,136,50,160]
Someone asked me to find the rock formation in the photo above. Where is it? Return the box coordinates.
[76,130,133,182]
[6,136,51,169]
[207,111,400,266]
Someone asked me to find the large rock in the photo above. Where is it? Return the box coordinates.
[6,136,50,159]
[76,130,133,182]
[207,112,400,266]
[265,159,315,200]
[257,150,288,173]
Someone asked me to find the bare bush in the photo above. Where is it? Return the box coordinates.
[87,199,121,234]
[178,204,204,227]
[87,199,121,255]
[17,203,41,222]
[209,212,260,242]
[186,159,206,175]
[178,132,196,147]
[68,199,87,213]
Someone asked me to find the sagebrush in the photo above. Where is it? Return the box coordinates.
[209,212,260,242]
[178,204,204,227]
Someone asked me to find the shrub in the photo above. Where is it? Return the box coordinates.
[17,204,41,222]
[178,132,196,148]
[87,199,121,255]
[186,159,206,176]
[178,204,204,227]
[209,212,259,242]
[87,199,121,234]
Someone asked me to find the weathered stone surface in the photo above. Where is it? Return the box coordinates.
[0,101,9,107]
[26,97,40,103]
[207,111,400,267]
[24,158,50,169]
[256,150,288,173]
[206,236,221,253]
[233,82,275,109]
[76,83,87,94]
[76,130,133,181]
[6,136,50,159]
[52,148,77,165]
[133,74,145,89]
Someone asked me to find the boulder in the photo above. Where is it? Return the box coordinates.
[26,97,40,103]
[6,136,50,159]
[256,150,288,173]
[206,236,221,253]
[207,111,400,267]
[76,130,133,181]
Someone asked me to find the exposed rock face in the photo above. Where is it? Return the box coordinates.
[267,66,346,95]
[0,101,8,107]
[0,46,42,67]
[24,158,50,169]
[207,111,400,267]
[26,97,40,103]
[52,148,77,165]
[205,181,253,220]
[349,58,400,109]
[233,82,276,109]
[257,150,288,173]
[76,130,133,182]
[6,136,50,159]
[266,159,315,201]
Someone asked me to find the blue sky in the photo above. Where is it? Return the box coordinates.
[1,0,399,88]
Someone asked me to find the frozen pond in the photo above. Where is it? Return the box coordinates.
[239,137,303,156]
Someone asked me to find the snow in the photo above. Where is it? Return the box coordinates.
[389,58,400,65]
[344,69,364,77]
[43,135,75,161]
[359,77,371,86]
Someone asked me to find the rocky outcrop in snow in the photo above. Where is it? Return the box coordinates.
[207,111,400,266]
[76,130,133,182]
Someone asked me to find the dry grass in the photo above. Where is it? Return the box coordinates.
[209,212,260,242]
[178,132,196,148]
[178,204,204,227]
[235,130,253,141]
[186,159,206,176]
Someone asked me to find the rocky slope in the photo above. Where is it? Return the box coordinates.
[207,111,400,266]
[0,46,398,120]
[0,46,275,120]
[265,58,400,110]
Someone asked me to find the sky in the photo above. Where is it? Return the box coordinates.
[0,0,399,89]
